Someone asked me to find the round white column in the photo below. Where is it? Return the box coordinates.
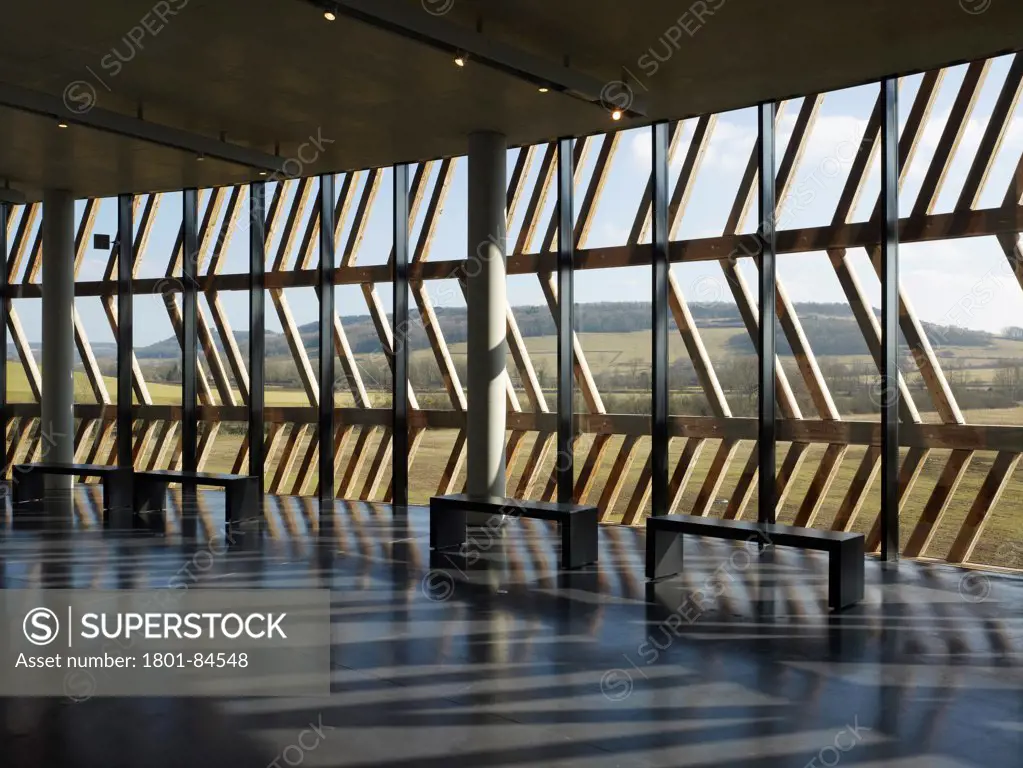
[466,132,508,503]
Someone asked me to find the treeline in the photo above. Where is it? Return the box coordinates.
[591,357,1022,417]
[123,300,995,361]
[134,351,1023,418]
[725,314,990,355]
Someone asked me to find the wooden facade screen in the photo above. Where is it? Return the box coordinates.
[2,52,1022,570]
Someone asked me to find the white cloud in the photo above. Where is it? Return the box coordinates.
[775,238,1023,336]
[628,124,690,173]
[701,118,757,173]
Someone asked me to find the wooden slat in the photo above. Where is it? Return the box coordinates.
[958,55,1023,210]
[691,439,740,516]
[29,201,1023,299]
[865,446,929,549]
[621,453,652,526]
[904,449,974,557]
[574,433,611,504]
[831,446,880,532]
[947,451,1021,563]
[667,437,704,514]
[360,427,392,500]
[339,426,374,497]
[723,445,757,520]
[437,429,467,495]
[597,435,641,517]
[910,61,990,218]
[792,443,848,528]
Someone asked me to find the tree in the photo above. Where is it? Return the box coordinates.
[993,363,1023,402]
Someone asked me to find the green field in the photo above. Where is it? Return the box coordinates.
[6,322,1023,572]
[444,328,1023,384]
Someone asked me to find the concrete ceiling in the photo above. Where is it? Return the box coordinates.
[0,0,1020,201]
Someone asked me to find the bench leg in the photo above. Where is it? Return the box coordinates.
[102,471,135,530]
[135,479,169,514]
[829,537,865,611]
[646,528,685,580]
[430,506,467,551]
[226,479,258,528]
[226,483,263,550]
[12,470,45,513]
[177,483,201,538]
[561,509,598,569]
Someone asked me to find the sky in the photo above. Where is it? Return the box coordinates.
[6,55,1023,349]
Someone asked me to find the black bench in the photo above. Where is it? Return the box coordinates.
[429,493,599,570]
[646,514,865,611]
[134,470,258,529]
[11,463,133,528]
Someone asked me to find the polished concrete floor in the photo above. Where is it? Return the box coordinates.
[0,487,1021,767]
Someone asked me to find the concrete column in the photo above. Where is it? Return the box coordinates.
[41,189,76,492]
[466,131,507,500]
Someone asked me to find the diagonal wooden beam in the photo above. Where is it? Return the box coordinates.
[958,55,1023,211]
[864,446,929,547]
[203,185,248,405]
[904,448,973,557]
[825,72,944,532]
[792,443,848,528]
[621,452,652,526]
[668,436,705,514]
[703,103,802,518]
[831,446,880,532]
[946,451,1021,564]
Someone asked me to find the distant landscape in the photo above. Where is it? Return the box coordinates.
[14,300,1018,418]
[5,301,1023,569]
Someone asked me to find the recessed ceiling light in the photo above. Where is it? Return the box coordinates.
[258,171,267,176]
[196,153,205,161]
[57,120,68,128]
[538,87,549,93]
[454,52,467,67]
[611,109,623,121]
[323,8,336,21]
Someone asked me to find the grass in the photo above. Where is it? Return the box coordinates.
[186,406,1023,570]
[6,339,1023,571]
[442,328,1023,385]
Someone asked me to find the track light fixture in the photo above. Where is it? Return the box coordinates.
[611,109,622,121]
[299,0,646,117]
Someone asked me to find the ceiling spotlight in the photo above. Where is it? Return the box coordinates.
[323,4,336,21]
[57,120,68,128]
[453,52,467,67]
[611,109,623,121]
[538,86,549,93]
[196,153,205,162]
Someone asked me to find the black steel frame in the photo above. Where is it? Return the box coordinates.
[757,102,778,526]
[116,194,133,470]
[880,78,900,561]
[556,137,575,504]
[181,188,198,473]
[0,203,6,476]
[0,77,918,556]
[392,163,410,506]
[318,174,335,507]
[249,182,266,493]
[651,122,670,516]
